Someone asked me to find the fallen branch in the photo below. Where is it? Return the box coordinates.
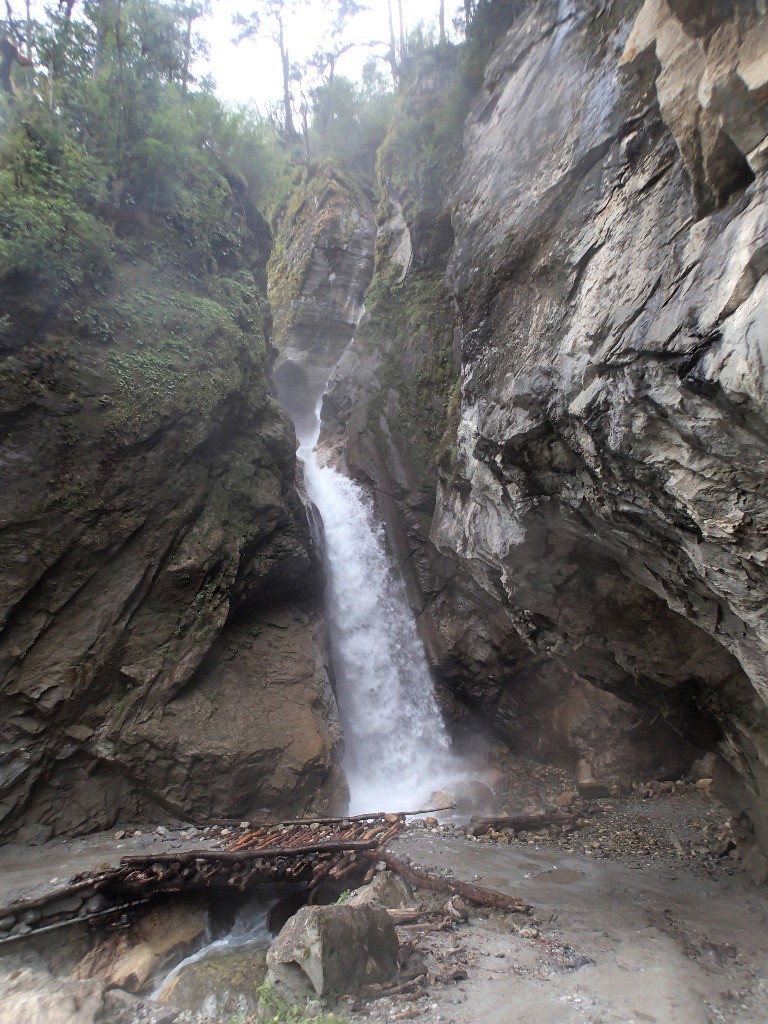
[469,812,577,836]
[121,839,378,867]
[371,850,531,914]
[361,974,426,1000]
[386,908,423,924]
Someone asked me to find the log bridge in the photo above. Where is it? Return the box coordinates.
[0,812,406,946]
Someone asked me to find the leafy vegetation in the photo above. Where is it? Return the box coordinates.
[254,982,348,1024]
[0,0,292,305]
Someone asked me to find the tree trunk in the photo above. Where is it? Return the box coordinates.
[24,0,31,59]
[181,6,193,96]
[439,0,446,45]
[370,850,532,915]
[386,0,398,80]
[397,0,405,58]
[94,0,117,73]
[277,11,296,138]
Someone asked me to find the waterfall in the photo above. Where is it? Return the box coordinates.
[298,418,457,814]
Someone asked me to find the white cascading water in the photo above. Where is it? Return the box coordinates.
[298,413,457,814]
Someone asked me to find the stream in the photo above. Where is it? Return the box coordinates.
[152,899,272,1016]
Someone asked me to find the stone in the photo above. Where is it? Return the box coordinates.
[0,971,108,1024]
[346,871,414,910]
[429,789,455,810]
[0,182,347,841]
[576,761,611,800]
[423,0,768,856]
[266,904,398,1000]
[83,894,107,914]
[557,791,579,810]
[73,901,207,992]
[45,896,84,916]
[154,943,268,1016]
[742,845,768,886]
[424,817,439,828]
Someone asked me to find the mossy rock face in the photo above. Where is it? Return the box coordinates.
[268,161,376,434]
[0,174,347,839]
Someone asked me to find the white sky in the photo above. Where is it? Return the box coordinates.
[201,0,450,108]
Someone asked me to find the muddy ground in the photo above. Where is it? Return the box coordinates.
[0,784,766,1024]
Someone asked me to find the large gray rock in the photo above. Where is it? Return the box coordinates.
[270,167,375,439]
[266,903,398,1000]
[346,870,413,910]
[432,0,768,851]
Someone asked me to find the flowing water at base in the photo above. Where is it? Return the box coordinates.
[299,425,461,813]
[152,901,271,1015]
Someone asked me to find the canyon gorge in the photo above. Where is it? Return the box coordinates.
[1,0,767,883]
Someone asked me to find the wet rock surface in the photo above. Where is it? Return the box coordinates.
[0,774,765,1023]
[431,0,768,854]
[0,193,346,841]
[343,796,767,1024]
[266,903,399,1000]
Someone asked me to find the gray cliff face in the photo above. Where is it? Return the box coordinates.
[320,43,696,792]
[270,168,376,438]
[0,200,347,840]
[433,0,768,852]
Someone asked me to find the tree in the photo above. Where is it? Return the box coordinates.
[236,0,306,138]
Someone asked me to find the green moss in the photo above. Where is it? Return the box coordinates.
[357,265,457,486]
[268,161,367,351]
[254,982,348,1024]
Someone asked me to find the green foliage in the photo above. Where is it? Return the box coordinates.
[0,111,112,293]
[376,48,469,221]
[308,69,394,174]
[357,265,457,485]
[0,0,290,303]
[334,889,352,903]
[254,982,348,1024]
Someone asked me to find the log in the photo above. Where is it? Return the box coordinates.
[386,908,423,924]
[469,812,577,836]
[370,850,531,914]
[120,839,378,868]
[253,806,454,828]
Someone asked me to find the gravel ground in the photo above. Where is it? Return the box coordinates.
[0,765,764,1024]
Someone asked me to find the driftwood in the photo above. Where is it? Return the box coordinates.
[469,812,577,836]
[120,839,378,868]
[242,806,454,830]
[386,907,423,924]
[362,974,426,999]
[0,814,409,946]
[370,850,531,914]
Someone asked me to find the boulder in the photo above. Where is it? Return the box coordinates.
[0,971,107,1024]
[346,871,413,910]
[266,904,398,1000]
[73,900,207,993]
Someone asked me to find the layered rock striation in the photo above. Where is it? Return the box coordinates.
[0,183,346,839]
[433,0,768,851]
[270,164,376,439]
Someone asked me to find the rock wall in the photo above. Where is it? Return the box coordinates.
[0,183,347,840]
[270,163,376,438]
[433,0,768,853]
[322,39,697,789]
